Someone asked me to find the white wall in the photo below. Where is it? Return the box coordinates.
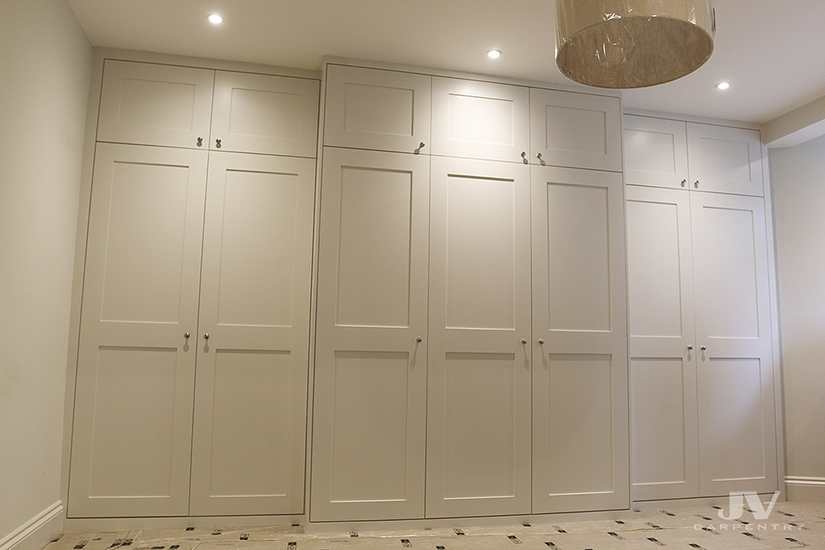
[770,134,825,502]
[0,0,92,544]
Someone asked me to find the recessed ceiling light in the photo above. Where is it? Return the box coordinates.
[208,13,224,24]
[487,49,502,59]
[716,81,731,90]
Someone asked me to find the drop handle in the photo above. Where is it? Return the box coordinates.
[215,138,222,149]
[536,152,543,161]
[701,345,707,351]
[681,179,687,188]
[204,333,210,340]
[694,180,700,189]
[184,332,190,339]
[522,338,528,344]
[416,336,422,342]
[196,137,203,147]
[539,338,545,344]
[687,345,693,351]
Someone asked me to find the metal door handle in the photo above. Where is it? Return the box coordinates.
[184,332,190,339]
[215,138,222,148]
[204,333,210,340]
[701,345,707,351]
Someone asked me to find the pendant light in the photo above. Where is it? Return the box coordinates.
[555,0,715,89]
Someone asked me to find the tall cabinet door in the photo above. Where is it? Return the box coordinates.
[531,166,629,513]
[68,143,208,517]
[311,148,430,521]
[189,153,316,516]
[425,157,532,518]
[691,192,778,496]
[625,186,700,500]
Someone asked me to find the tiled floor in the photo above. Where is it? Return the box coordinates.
[50,502,825,550]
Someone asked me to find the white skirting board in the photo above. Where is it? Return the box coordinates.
[0,502,64,550]
[786,476,825,503]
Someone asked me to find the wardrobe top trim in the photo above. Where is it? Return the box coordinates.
[624,108,763,134]
[322,56,622,101]
[95,47,321,81]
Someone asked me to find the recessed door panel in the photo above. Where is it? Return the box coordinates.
[97,60,214,149]
[630,357,699,499]
[546,183,611,333]
[697,357,776,494]
[210,71,319,157]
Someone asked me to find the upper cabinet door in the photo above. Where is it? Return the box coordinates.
[687,124,764,196]
[324,64,431,153]
[431,77,529,163]
[97,60,214,149]
[530,88,622,172]
[210,71,319,157]
[624,116,689,189]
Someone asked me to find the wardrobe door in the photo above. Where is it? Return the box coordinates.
[210,71,319,157]
[425,157,532,518]
[431,77,529,163]
[324,65,431,153]
[530,88,622,172]
[531,166,629,513]
[625,185,700,501]
[68,143,207,517]
[311,148,430,521]
[623,116,689,190]
[97,60,214,149]
[687,124,764,196]
[189,152,315,516]
[691,192,778,496]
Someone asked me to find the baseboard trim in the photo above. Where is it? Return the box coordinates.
[0,502,64,550]
[786,476,825,503]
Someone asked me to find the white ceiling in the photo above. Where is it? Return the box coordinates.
[66,0,825,124]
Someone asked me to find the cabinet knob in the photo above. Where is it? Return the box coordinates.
[414,141,425,154]
[701,345,707,351]
[184,332,190,339]
[196,137,203,147]
[681,179,686,187]
[416,336,423,343]
[539,338,545,344]
[522,338,528,344]
[204,333,210,340]
[694,180,700,189]
[687,344,693,350]
[215,138,222,149]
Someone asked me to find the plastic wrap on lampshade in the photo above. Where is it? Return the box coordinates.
[555,0,714,89]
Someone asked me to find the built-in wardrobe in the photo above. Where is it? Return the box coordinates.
[64,53,782,527]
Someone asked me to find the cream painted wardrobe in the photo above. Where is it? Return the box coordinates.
[624,114,779,501]
[68,59,319,517]
[310,62,629,522]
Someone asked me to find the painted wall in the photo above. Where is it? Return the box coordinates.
[0,0,92,542]
[770,134,825,502]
